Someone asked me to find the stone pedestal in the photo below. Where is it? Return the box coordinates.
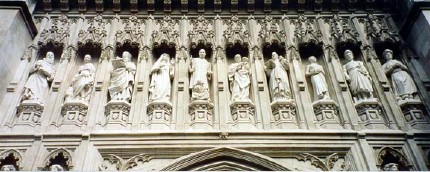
[147,101,172,130]
[399,99,430,130]
[60,100,88,127]
[189,100,214,130]
[230,100,255,130]
[355,99,387,129]
[104,100,131,129]
[9,100,43,128]
[271,99,298,129]
[312,99,343,129]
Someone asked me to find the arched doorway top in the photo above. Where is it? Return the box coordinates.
[161,147,290,171]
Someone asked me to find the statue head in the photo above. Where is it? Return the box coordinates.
[234,54,242,62]
[383,49,393,60]
[161,53,170,62]
[1,165,16,171]
[271,52,279,60]
[383,163,399,171]
[122,51,132,61]
[49,164,64,171]
[84,54,92,63]
[344,50,354,61]
[308,56,317,63]
[242,57,249,63]
[198,49,206,59]
[46,51,55,64]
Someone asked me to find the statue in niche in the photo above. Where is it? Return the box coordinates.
[305,56,330,101]
[0,165,16,171]
[381,49,418,102]
[343,49,374,102]
[66,54,95,103]
[228,54,251,101]
[189,49,212,101]
[149,53,174,102]
[383,163,399,171]
[49,164,64,171]
[108,51,136,102]
[21,51,56,104]
[265,52,291,101]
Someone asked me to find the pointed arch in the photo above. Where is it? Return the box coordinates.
[0,149,23,170]
[376,146,413,171]
[43,148,73,170]
[162,147,290,171]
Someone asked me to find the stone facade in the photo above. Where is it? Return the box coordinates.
[1,0,430,171]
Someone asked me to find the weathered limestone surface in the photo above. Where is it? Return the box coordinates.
[0,0,430,171]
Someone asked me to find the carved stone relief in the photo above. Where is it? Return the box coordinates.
[100,154,152,171]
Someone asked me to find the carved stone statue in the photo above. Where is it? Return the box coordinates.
[49,164,64,171]
[21,51,56,104]
[343,50,374,102]
[0,165,16,171]
[265,52,291,101]
[228,54,251,101]
[383,163,399,171]
[305,56,330,101]
[108,51,136,102]
[149,53,174,102]
[381,49,418,101]
[189,49,212,101]
[66,54,95,103]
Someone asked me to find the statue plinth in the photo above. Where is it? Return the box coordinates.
[312,99,343,129]
[60,100,88,127]
[399,99,430,130]
[270,99,298,129]
[230,100,255,130]
[104,100,131,128]
[189,100,213,130]
[355,99,387,129]
[12,100,44,127]
[147,101,172,130]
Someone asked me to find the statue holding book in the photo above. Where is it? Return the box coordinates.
[108,51,136,102]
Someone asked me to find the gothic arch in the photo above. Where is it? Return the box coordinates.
[161,147,290,171]
[0,149,23,170]
[376,146,413,171]
[43,148,73,171]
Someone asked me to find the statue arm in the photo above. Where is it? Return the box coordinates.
[305,65,312,76]
[169,62,175,79]
[188,59,194,73]
[343,65,350,81]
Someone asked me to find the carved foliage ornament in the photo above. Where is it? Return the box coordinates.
[295,153,339,171]
[100,154,152,171]
[224,15,250,46]
[78,15,107,48]
[189,15,214,48]
[152,15,179,46]
[259,15,285,45]
[39,15,70,47]
[329,15,359,44]
[293,15,322,45]
[116,15,144,47]
[365,14,400,44]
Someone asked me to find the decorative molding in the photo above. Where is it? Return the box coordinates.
[295,153,339,171]
[43,148,73,171]
[152,15,178,47]
[38,15,70,48]
[189,15,214,49]
[116,15,144,48]
[100,154,152,171]
[78,15,107,49]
